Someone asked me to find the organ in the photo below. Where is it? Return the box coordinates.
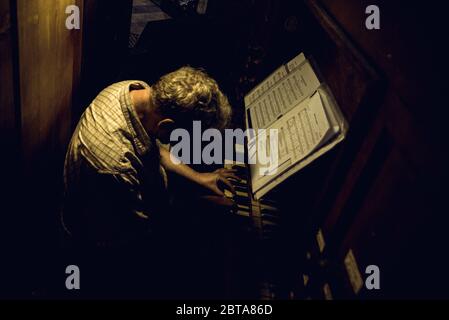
[215,0,384,299]
[2,0,447,299]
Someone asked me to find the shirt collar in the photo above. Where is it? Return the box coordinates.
[120,81,153,156]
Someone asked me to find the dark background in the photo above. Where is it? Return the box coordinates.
[0,0,448,299]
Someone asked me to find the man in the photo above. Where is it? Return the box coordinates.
[62,67,237,248]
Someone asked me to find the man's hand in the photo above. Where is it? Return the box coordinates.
[197,168,239,196]
[160,147,240,197]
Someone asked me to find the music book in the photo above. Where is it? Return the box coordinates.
[243,52,348,200]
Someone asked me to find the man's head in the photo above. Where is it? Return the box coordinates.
[150,66,232,143]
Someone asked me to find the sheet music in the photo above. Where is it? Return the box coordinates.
[244,53,307,107]
[244,66,288,106]
[252,85,347,200]
[279,91,331,162]
[250,91,331,191]
[247,61,321,130]
[286,52,306,72]
[242,53,347,200]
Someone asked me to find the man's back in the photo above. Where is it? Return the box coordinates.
[62,81,167,247]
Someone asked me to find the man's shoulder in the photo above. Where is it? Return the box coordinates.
[91,80,149,118]
[103,80,150,93]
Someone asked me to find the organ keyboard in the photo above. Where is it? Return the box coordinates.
[223,161,283,299]
[224,162,281,241]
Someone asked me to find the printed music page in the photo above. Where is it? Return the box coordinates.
[247,60,321,130]
[244,53,306,106]
[243,53,348,199]
[249,91,332,193]
[279,91,331,162]
[244,66,288,106]
[286,52,306,72]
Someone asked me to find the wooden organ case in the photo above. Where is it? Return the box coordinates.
[221,0,385,300]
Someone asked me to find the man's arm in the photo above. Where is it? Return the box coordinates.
[159,146,237,196]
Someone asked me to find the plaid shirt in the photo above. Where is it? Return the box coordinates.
[62,81,168,247]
